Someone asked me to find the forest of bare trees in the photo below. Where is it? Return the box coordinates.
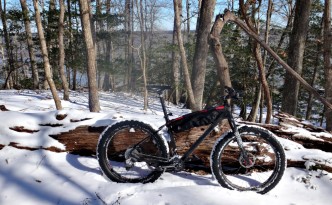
[0,0,331,130]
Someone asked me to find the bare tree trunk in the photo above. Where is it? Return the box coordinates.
[102,0,112,92]
[186,0,190,41]
[124,0,133,92]
[247,85,262,122]
[0,0,15,89]
[79,0,100,112]
[306,40,322,120]
[258,0,273,123]
[173,0,196,109]
[209,14,232,94]
[46,0,57,82]
[171,19,181,105]
[33,0,62,110]
[191,0,216,110]
[239,0,272,123]
[66,0,72,89]
[323,0,332,131]
[253,43,272,123]
[58,0,70,100]
[20,0,39,89]
[135,0,148,110]
[281,0,312,116]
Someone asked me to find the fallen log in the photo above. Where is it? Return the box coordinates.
[49,126,106,156]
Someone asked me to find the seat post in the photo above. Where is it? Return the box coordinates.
[159,94,170,123]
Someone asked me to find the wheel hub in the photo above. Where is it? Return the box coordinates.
[239,153,256,168]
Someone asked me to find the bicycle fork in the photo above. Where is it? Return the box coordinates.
[228,117,255,168]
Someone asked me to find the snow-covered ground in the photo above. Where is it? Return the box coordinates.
[1,89,332,205]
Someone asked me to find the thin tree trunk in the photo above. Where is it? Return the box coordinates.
[323,0,332,131]
[171,19,180,105]
[173,0,196,109]
[58,0,70,100]
[0,0,15,89]
[66,0,72,89]
[247,85,262,122]
[20,0,39,89]
[79,0,100,112]
[46,0,56,81]
[259,0,273,122]
[253,43,272,123]
[33,0,62,110]
[306,40,322,120]
[102,0,112,92]
[191,0,216,110]
[239,0,272,124]
[124,0,133,92]
[281,0,312,116]
[186,0,190,41]
[135,0,148,110]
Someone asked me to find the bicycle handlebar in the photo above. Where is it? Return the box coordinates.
[147,85,171,95]
[224,86,240,101]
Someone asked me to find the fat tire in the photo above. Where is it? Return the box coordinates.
[211,125,286,194]
[97,120,168,183]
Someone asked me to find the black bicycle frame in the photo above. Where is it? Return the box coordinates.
[157,93,239,163]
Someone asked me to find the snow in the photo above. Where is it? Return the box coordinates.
[1,89,332,205]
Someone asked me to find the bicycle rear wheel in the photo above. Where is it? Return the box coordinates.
[211,125,286,194]
[97,120,168,183]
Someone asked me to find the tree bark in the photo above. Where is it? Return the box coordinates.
[33,0,62,110]
[323,0,332,131]
[79,0,101,112]
[58,0,70,101]
[20,0,39,90]
[191,0,216,110]
[124,0,133,92]
[171,18,181,105]
[66,0,73,89]
[173,0,196,109]
[247,85,262,122]
[209,14,232,94]
[253,42,272,123]
[281,0,312,116]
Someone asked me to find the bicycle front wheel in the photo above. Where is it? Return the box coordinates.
[211,125,286,194]
[97,120,168,183]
